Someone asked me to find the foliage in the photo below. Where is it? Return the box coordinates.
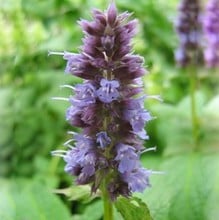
[140,153,219,220]
[0,178,71,220]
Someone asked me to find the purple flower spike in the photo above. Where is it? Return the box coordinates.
[96,131,111,148]
[203,0,219,67]
[51,2,159,200]
[96,78,120,103]
[175,0,202,66]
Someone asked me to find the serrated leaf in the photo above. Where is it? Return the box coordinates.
[115,197,153,220]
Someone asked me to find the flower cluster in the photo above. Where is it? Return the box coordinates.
[52,3,157,200]
[203,0,219,67]
[175,0,202,66]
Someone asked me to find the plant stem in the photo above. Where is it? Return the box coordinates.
[102,180,113,220]
[189,65,199,149]
[102,50,114,220]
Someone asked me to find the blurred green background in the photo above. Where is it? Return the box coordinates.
[0,0,219,219]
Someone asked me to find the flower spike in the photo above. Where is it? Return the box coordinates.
[51,2,159,201]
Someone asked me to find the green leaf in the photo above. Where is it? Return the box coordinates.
[151,92,211,155]
[79,200,103,220]
[0,88,13,147]
[140,153,219,220]
[200,95,219,152]
[115,197,153,220]
[204,95,219,118]
[0,178,71,220]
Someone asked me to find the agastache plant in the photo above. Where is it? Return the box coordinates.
[175,0,202,66]
[50,2,159,218]
[203,0,219,68]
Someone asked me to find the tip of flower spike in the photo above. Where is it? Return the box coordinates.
[107,1,117,26]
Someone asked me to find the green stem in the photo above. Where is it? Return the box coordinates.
[102,180,113,220]
[189,65,199,149]
[101,45,114,220]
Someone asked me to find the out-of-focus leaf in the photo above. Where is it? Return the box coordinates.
[0,70,81,177]
[21,0,55,17]
[203,95,219,118]
[115,196,152,220]
[0,178,71,220]
[79,200,103,220]
[151,92,210,155]
[140,153,219,220]
[200,95,219,152]
[71,200,103,220]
